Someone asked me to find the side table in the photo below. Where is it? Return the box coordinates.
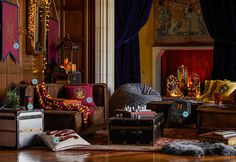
[0,109,44,148]
[197,105,236,133]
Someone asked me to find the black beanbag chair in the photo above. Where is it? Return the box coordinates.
[109,83,162,116]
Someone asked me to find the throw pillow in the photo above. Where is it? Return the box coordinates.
[210,80,236,103]
[197,80,236,103]
[197,80,217,102]
[62,84,96,107]
[38,129,90,151]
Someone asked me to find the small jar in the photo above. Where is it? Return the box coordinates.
[24,96,34,110]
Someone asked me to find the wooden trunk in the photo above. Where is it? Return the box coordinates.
[197,105,236,133]
[108,113,164,145]
[0,109,44,149]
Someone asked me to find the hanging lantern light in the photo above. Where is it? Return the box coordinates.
[57,34,80,72]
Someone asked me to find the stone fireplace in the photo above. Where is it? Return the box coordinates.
[152,46,213,96]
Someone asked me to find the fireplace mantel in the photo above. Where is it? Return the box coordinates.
[152,46,213,95]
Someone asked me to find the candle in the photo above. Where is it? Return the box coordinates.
[72,64,77,72]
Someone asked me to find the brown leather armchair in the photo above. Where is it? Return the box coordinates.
[20,83,109,136]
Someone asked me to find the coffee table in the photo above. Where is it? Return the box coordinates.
[197,104,236,133]
[108,113,164,145]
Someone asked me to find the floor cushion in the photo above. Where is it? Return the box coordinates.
[109,83,162,116]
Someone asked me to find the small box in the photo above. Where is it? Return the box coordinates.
[108,113,164,145]
[0,109,44,148]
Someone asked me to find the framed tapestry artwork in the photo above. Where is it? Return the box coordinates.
[0,1,19,62]
[154,0,213,46]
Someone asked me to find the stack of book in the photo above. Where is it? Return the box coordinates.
[114,109,157,118]
[131,111,157,118]
[198,130,236,145]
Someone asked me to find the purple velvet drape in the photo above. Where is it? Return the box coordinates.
[115,0,153,89]
[200,0,236,80]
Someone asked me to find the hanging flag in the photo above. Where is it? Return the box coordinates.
[1,1,19,63]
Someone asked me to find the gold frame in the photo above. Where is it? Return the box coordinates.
[27,0,50,54]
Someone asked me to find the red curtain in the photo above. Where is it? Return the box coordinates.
[161,50,213,95]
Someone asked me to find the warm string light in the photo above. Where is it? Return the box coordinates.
[28,0,38,50]
[40,0,51,52]
[27,0,51,52]
[28,0,51,80]
[32,56,38,75]
[40,0,50,81]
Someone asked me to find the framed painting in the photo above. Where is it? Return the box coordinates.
[154,0,213,46]
[1,1,19,62]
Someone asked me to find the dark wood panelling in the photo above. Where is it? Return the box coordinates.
[64,0,83,10]
[87,0,95,83]
[0,0,96,103]
[65,11,84,38]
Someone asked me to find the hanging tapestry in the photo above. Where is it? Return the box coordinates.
[154,0,213,45]
[1,1,19,62]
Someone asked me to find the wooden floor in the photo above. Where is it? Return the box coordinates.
[1,149,236,162]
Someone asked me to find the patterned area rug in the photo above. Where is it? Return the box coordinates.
[75,128,199,152]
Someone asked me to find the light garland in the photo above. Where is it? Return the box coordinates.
[28,0,51,81]
[27,0,51,53]
[27,0,38,51]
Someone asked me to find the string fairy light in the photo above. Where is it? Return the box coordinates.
[28,0,51,80]
[27,0,38,51]
[27,0,51,52]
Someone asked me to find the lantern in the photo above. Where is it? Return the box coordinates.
[58,34,80,72]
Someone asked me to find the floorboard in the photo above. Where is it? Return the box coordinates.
[0,149,236,162]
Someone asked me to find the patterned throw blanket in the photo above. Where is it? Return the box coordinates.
[35,82,93,128]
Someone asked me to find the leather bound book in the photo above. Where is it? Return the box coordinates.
[198,131,236,145]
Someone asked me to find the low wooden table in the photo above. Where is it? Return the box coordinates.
[108,113,164,145]
[147,100,201,126]
[197,105,236,133]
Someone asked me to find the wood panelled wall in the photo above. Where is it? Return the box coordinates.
[0,0,32,103]
[52,0,95,83]
[0,0,94,104]
[60,0,86,82]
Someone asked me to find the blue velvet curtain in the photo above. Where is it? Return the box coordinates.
[200,0,236,80]
[115,0,153,89]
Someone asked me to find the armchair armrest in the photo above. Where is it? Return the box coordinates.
[92,83,109,121]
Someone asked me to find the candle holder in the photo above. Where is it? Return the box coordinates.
[166,74,183,97]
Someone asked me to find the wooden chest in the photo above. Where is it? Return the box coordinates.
[0,109,44,148]
[197,105,236,133]
[108,113,164,145]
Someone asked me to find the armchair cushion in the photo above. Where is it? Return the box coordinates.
[62,84,96,107]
